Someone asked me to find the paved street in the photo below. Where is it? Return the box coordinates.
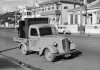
[0,29,100,70]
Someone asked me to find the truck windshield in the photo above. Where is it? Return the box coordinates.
[39,27,53,36]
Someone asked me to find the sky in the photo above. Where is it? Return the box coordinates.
[0,0,100,13]
[0,0,33,13]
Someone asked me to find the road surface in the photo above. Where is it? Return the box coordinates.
[0,28,100,70]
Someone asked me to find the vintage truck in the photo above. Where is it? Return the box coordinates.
[14,17,78,62]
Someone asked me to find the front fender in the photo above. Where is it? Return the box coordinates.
[39,45,58,55]
[70,42,77,50]
[19,43,29,50]
[19,43,24,49]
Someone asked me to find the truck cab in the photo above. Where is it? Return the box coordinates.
[14,17,78,62]
[28,24,57,52]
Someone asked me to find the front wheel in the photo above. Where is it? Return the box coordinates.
[44,49,55,62]
[21,44,28,55]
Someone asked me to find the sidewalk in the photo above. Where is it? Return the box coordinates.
[0,54,24,70]
[0,54,42,70]
[71,33,100,38]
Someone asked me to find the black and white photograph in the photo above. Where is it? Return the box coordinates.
[0,0,100,70]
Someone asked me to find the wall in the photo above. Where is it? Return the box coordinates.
[85,25,100,34]
[67,25,79,33]
[37,0,50,4]
[61,3,74,25]
[68,8,100,34]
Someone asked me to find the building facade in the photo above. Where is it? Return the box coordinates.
[18,6,41,20]
[37,0,80,27]
[18,0,100,34]
[68,0,100,33]
[18,0,80,26]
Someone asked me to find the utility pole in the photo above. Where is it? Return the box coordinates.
[61,2,62,25]
[80,1,83,26]
[33,0,36,17]
[79,0,83,34]
[79,0,87,34]
[58,0,62,25]
[15,7,17,29]
[84,0,87,25]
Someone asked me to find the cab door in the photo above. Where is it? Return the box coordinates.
[29,28,40,51]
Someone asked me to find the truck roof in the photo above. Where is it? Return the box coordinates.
[29,24,55,28]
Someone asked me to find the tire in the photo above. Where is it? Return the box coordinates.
[44,49,55,62]
[21,44,28,55]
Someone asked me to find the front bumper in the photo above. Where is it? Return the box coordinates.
[54,49,79,57]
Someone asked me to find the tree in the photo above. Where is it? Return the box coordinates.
[0,11,21,25]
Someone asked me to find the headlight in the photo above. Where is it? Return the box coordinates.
[53,42,58,47]
[70,40,73,43]
[70,42,77,50]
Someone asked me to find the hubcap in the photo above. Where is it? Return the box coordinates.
[22,45,27,54]
[45,49,54,61]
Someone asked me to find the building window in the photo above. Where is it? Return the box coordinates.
[51,5,55,10]
[56,17,59,24]
[97,13,100,24]
[52,7,54,9]
[27,12,32,16]
[56,5,60,10]
[56,4,61,10]
[64,6,68,9]
[97,19,100,24]
[75,15,78,24]
[90,14,92,25]
[48,7,50,10]
[42,8,44,11]
[56,6,59,9]
[53,18,55,21]
[70,15,73,24]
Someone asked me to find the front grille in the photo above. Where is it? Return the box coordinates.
[62,38,70,52]
[62,39,66,49]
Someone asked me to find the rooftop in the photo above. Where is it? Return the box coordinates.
[68,0,100,12]
[88,0,100,9]
[40,0,81,6]
[25,6,33,10]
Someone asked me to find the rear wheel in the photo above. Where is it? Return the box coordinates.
[44,49,55,62]
[21,44,28,55]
